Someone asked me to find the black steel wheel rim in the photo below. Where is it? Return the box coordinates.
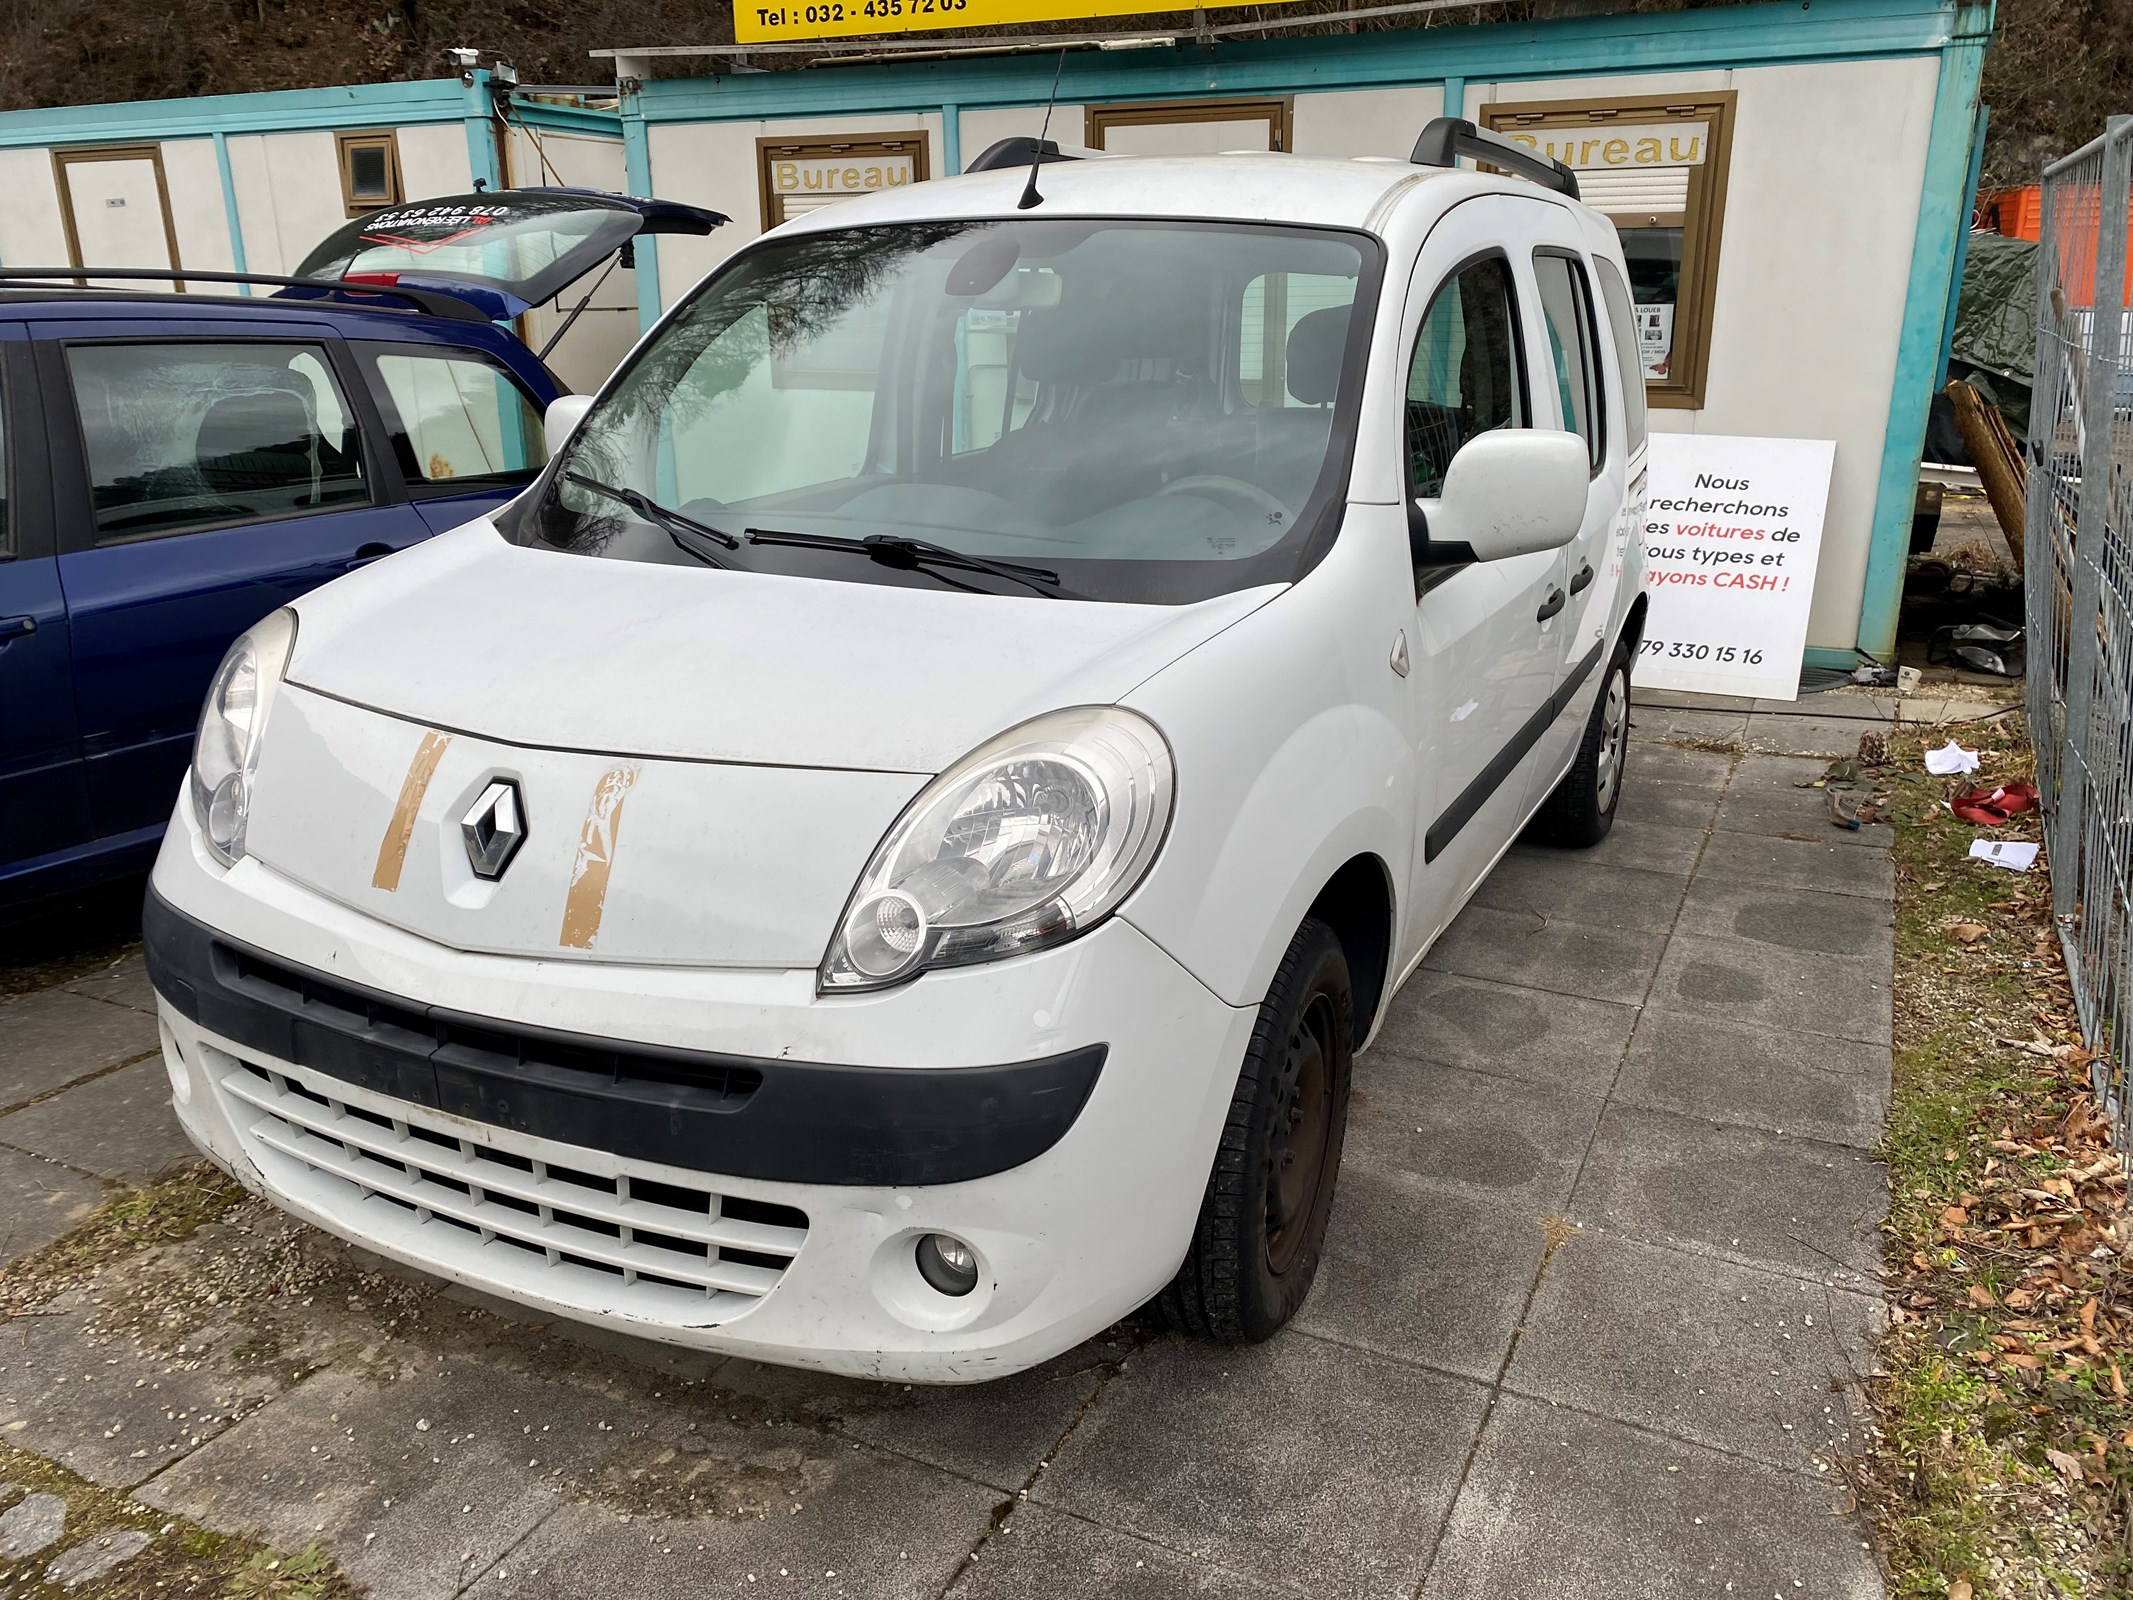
[1265,990,1336,1276]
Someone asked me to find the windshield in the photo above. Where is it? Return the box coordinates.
[515,219,1377,603]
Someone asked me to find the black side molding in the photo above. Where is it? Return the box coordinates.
[143,889,1105,1188]
[1425,639,1606,863]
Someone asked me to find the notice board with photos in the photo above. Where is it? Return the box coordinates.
[1636,434,1836,702]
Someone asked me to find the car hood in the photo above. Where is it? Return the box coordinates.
[284,520,1278,774]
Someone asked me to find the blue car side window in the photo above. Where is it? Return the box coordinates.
[67,341,370,544]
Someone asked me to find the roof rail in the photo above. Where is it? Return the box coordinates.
[965,136,1078,174]
[0,267,491,321]
[1409,118,1579,201]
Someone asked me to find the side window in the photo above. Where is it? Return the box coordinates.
[368,351,547,491]
[1594,257,1648,456]
[1532,252,1604,470]
[66,342,369,543]
[1405,255,1526,499]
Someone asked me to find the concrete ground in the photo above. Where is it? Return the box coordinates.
[0,695,1902,1599]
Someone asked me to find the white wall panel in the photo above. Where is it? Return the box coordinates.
[1289,86,1443,161]
[0,148,71,266]
[397,121,474,201]
[161,138,235,273]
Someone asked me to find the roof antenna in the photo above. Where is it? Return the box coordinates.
[1017,49,1068,211]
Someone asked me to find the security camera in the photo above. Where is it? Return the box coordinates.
[447,46,480,71]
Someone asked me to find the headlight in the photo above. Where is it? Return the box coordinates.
[819,707,1174,992]
[188,609,297,868]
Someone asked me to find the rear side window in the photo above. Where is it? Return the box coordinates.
[366,350,546,491]
[1593,257,1649,456]
[1405,255,1527,498]
[1532,252,1604,471]
[66,341,369,543]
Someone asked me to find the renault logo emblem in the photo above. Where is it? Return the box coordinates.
[460,779,527,881]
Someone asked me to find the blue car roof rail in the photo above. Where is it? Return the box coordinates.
[0,266,492,322]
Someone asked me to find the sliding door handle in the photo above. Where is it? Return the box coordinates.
[1569,561,1594,595]
[1535,588,1566,623]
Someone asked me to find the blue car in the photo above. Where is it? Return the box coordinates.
[0,188,723,911]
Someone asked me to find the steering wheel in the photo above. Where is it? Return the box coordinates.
[1155,475,1292,525]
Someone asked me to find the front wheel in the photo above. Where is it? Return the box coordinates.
[1530,643,1632,848]
[1157,917,1354,1344]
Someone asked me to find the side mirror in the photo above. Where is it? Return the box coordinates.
[543,394,594,460]
[1411,429,1590,565]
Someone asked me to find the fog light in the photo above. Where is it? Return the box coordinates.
[915,1232,979,1297]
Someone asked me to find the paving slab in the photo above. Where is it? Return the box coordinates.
[1698,830,1895,899]
[0,990,159,1111]
[1632,689,1756,713]
[1739,713,1866,758]
[140,1356,691,1600]
[1422,905,1669,1006]
[1295,1163,1552,1383]
[1715,755,1894,849]
[1622,743,1733,790]
[1613,1008,1890,1149]
[1506,1230,1879,1472]
[1370,970,1638,1096]
[1346,1055,1600,1211]
[1751,693,1900,723]
[0,1147,102,1267]
[1572,1105,1887,1287]
[944,1504,1297,1599]
[1468,855,1688,935]
[1515,817,1708,875]
[474,1439,999,1600]
[1647,931,1892,1047]
[1034,1333,1489,1596]
[1672,877,1895,963]
[0,1058,195,1184]
[1610,780,1723,833]
[1421,1394,1883,1600]
[1625,706,1750,747]
[0,1293,287,1489]
[58,956,157,1016]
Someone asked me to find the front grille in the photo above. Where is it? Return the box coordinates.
[210,1050,807,1324]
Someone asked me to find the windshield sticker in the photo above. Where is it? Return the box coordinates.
[357,207,512,255]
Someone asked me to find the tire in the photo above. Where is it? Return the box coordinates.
[1529,643,1632,849]
[1157,917,1354,1344]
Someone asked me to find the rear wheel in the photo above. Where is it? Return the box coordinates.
[1530,643,1631,848]
[1158,917,1354,1344]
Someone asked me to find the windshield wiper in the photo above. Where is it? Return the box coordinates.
[745,528,1071,599]
[564,471,738,566]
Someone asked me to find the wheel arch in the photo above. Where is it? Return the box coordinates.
[1620,589,1650,658]
[1303,853,1396,1041]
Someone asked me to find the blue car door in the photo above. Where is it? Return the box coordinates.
[0,323,94,892]
[43,319,433,840]
[348,340,552,536]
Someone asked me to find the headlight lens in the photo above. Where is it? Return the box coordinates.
[188,609,297,867]
[819,706,1174,992]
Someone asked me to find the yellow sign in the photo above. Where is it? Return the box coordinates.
[735,0,1307,46]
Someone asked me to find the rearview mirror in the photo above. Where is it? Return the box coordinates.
[1412,429,1589,565]
[544,394,594,459]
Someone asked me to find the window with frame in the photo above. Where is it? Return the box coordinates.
[337,132,403,217]
[1481,92,1734,409]
[364,349,547,491]
[1593,257,1648,456]
[756,134,928,231]
[1532,251,1603,469]
[67,342,369,542]
[1405,255,1527,499]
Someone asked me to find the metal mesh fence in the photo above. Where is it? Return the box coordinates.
[2026,115,2133,1147]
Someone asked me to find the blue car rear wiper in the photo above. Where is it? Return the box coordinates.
[565,471,737,566]
[745,527,1072,598]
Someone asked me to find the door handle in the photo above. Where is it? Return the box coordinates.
[0,614,35,643]
[1569,561,1594,595]
[344,542,396,571]
[1535,588,1567,623]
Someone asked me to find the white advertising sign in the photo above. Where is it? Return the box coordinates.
[1638,434,1836,701]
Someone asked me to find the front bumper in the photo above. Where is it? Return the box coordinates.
[148,806,1254,1383]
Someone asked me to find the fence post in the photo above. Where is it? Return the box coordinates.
[2057,118,2131,933]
